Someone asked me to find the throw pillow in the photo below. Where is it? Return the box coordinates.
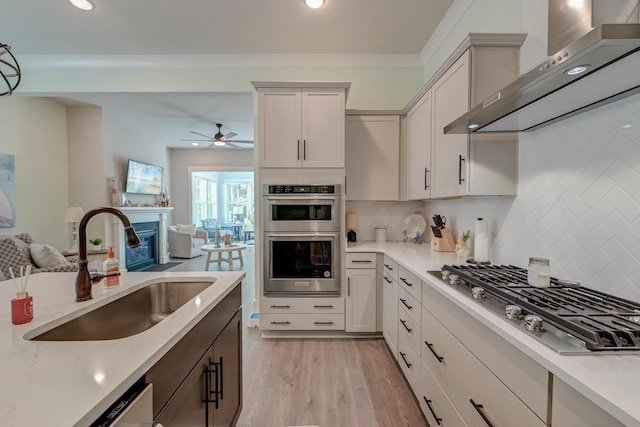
[176,224,197,236]
[30,243,68,268]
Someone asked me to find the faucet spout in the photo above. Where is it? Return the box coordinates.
[75,207,141,302]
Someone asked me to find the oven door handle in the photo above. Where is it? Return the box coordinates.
[265,197,337,202]
[265,233,338,239]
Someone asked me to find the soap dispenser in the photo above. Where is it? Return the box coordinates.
[103,245,120,286]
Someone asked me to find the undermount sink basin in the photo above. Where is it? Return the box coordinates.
[30,280,214,341]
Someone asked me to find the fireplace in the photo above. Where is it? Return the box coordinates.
[126,222,158,272]
[111,207,173,271]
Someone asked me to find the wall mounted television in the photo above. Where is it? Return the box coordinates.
[125,159,163,195]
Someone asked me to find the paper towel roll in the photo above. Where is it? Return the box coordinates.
[375,227,387,243]
[474,218,489,263]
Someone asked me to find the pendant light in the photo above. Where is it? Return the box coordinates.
[0,43,21,96]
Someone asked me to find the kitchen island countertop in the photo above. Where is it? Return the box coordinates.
[0,270,245,427]
[347,241,640,427]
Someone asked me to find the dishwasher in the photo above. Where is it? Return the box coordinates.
[90,380,155,427]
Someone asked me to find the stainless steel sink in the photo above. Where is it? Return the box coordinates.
[30,280,214,341]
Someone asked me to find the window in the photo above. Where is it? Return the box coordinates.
[192,175,217,225]
[225,180,254,224]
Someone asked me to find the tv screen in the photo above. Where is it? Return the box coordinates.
[125,159,163,195]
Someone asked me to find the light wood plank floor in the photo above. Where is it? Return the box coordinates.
[170,249,427,427]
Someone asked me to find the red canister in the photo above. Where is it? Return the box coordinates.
[11,293,33,325]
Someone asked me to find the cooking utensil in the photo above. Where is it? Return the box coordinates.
[431,225,442,238]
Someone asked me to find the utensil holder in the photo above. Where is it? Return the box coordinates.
[11,293,33,325]
[432,228,456,252]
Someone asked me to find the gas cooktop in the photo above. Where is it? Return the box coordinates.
[429,265,640,355]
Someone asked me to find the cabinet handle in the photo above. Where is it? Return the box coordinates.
[351,259,372,263]
[458,155,466,185]
[271,321,291,325]
[470,399,494,427]
[383,276,392,284]
[297,140,301,160]
[218,356,224,401]
[399,351,412,368]
[425,167,431,190]
[206,358,221,409]
[400,298,413,310]
[313,305,335,308]
[348,277,351,297]
[423,396,443,425]
[384,263,393,271]
[400,318,412,333]
[314,321,335,325]
[270,305,291,309]
[425,341,444,363]
[399,277,413,287]
[303,139,307,160]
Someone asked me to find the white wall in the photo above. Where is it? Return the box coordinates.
[0,97,70,248]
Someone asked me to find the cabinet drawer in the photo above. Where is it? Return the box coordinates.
[552,377,625,427]
[261,297,344,314]
[383,256,399,281]
[261,313,345,330]
[398,328,421,395]
[398,308,421,351]
[418,360,467,427]
[421,306,545,427]
[422,283,548,421]
[398,285,421,326]
[398,266,421,303]
[346,252,377,268]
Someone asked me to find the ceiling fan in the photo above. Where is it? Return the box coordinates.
[183,123,253,149]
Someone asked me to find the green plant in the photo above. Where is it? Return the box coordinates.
[89,237,103,246]
[461,230,471,241]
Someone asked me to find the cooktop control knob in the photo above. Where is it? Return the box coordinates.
[505,305,523,319]
[471,287,485,299]
[525,314,544,332]
[441,270,451,280]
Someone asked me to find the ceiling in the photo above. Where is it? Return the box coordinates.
[3,0,455,148]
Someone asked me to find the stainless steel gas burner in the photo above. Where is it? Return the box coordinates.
[429,264,640,355]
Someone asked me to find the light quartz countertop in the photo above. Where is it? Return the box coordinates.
[0,270,245,427]
[347,242,640,427]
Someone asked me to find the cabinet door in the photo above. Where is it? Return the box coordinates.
[405,90,432,200]
[211,310,243,427]
[258,88,302,167]
[382,271,398,359]
[345,268,377,332]
[345,115,400,200]
[552,378,625,427]
[431,51,470,198]
[301,89,345,168]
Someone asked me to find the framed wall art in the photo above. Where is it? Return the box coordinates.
[0,153,16,228]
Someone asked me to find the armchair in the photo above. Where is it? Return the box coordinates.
[0,233,78,280]
[167,225,209,259]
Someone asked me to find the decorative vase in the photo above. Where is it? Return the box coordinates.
[91,244,101,251]
[455,240,470,259]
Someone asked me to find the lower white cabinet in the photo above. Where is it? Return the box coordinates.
[260,297,344,330]
[346,253,377,332]
[552,377,626,427]
[418,360,466,427]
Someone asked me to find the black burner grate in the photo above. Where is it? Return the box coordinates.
[442,265,640,351]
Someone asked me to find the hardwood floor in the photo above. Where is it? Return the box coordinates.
[169,248,427,427]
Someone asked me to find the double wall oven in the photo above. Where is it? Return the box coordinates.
[263,184,341,296]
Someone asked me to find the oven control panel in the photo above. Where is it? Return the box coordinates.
[266,185,337,194]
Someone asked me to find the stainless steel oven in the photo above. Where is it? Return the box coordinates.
[262,184,341,295]
[263,184,340,232]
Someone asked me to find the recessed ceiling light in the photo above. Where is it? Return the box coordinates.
[566,65,589,76]
[305,0,325,9]
[468,123,479,129]
[191,142,199,146]
[69,0,95,10]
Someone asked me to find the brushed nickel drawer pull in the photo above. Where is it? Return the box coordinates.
[313,305,334,308]
[313,321,334,325]
[270,321,291,325]
[270,305,291,308]
[423,396,442,425]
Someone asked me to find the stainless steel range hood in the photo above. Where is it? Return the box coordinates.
[445,1,640,134]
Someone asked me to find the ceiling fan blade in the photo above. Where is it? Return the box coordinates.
[224,131,238,140]
[189,130,215,139]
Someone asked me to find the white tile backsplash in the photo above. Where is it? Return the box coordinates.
[423,93,640,300]
[345,201,424,242]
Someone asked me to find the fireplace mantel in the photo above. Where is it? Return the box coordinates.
[111,207,173,271]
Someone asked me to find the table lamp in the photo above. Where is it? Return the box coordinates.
[64,205,85,254]
[346,213,358,242]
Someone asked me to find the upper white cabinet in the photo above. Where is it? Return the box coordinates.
[255,82,349,168]
[430,35,524,198]
[345,115,400,201]
[405,91,432,200]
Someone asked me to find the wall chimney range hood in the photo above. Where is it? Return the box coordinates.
[445,1,640,134]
